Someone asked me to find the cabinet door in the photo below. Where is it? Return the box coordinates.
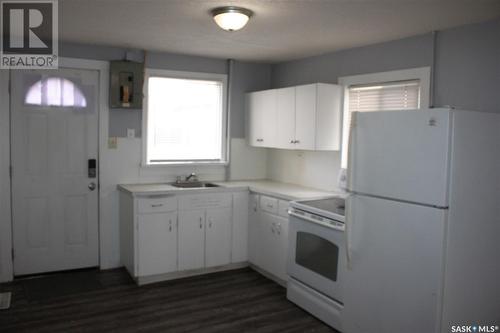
[246,93,262,146]
[257,212,289,281]
[178,210,205,271]
[295,84,317,150]
[232,192,249,263]
[248,194,260,265]
[256,211,278,275]
[274,215,289,281]
[137,212,177,276]
[205,207,232,268]
[276,87,296,149]
[260,89,278,147]
[315,84,342,150]
[247,90,277,148]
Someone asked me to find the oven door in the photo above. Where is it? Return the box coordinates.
[287,213,345,303]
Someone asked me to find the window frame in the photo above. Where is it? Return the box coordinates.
[338,67,431,169]
[142,68,229,167]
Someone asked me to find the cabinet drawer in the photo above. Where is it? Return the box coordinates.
[278,200,290,218]
[260,196,278,214]
[137,196,177,214]
[179,193,232,210]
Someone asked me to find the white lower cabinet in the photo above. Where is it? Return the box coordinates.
[248,194,260,264]
[205,207,232,267]
[250,194,290,283]
[178,209,206,271]
[137,211,178,276]
[120,189,290,286]
[178,194,233,270]
[178,207,232,270]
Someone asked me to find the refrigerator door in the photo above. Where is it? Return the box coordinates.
[347,108,451,207]
[343,194,446,333]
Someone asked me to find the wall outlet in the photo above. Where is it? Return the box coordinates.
[108,137,118,149]
[127,128,135,139]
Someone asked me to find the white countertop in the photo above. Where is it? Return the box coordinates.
[118,179,341,201]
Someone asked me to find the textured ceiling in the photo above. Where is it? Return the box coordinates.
[59,0,500,62]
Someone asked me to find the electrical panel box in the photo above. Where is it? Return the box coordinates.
[109,61,144,109]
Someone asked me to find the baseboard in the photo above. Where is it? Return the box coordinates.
[135,262,249,286]
[248,263,287,287]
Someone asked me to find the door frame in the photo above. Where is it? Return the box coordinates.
[0,57,110,282]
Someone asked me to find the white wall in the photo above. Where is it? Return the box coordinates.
[228,138,268,180]
[267,149,341,191]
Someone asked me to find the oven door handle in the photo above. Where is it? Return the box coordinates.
[288,210,345,232]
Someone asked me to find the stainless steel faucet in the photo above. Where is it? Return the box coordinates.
[185,172,198,182]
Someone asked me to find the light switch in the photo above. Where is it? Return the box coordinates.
[108,137,118,149]
[127,128,135,139]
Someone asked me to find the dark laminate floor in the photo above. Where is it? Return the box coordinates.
[0,267,338,333]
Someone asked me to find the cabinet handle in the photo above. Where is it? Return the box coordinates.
[290,140,294,144]
[256,138,263,142]
[295,140,300,144]
[151,204,163,207]
[199,217,203,229]
[169,226,172,232]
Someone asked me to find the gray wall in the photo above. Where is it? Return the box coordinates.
[434,19,500,113]
[60,42,271,138]
[271,18,500,114]
[230,61,272,138]
[60,17,500,140]
[271,33,433,88]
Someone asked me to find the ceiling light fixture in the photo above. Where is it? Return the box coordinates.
[212,6,253,32]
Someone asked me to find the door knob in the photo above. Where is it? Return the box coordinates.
[88,182,96,191]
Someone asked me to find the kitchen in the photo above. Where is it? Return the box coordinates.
[0,1,499,332]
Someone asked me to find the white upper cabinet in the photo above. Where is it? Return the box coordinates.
[246,89,277,147]
[276,87,296,149]
[295,84,317,150]
[246,83,341,151]
[315,83,342,150]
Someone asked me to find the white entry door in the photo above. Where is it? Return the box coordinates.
[11,68,99,276]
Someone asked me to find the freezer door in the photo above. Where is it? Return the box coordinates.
[343,195,446,333]
[347,109,451,207]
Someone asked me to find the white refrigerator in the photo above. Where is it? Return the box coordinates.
[343,108,500,333]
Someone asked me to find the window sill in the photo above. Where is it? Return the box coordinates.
[141,161,229,168]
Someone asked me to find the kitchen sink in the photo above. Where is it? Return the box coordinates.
[170,182,220,188]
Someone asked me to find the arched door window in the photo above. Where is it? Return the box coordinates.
[25,77,87,108]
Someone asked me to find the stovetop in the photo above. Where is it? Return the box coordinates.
[291,197,346,220]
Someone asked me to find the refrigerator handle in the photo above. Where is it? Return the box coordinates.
[345,194,353,269]
[346,111,357,191]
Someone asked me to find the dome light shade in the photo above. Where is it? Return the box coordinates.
[212,6,253,31]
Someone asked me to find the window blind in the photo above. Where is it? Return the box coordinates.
[348,80,420,112]
[341,79,421,168]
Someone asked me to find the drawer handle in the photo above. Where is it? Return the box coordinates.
[151,204,163,208]
[267,204,274,208]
